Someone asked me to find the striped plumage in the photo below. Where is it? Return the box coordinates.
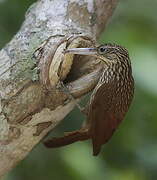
[87,43,134,155]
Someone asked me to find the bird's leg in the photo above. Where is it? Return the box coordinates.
[58,81,88,115]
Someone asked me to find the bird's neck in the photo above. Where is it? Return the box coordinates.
[106,61,132,82]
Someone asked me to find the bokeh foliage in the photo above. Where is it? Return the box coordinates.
[1,0,157,179]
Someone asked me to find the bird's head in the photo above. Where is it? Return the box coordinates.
[64,43,130,67]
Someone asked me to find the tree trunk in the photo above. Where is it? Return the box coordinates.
[0,0,118,177]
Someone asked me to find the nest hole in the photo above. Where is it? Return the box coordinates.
[64,46,98,84]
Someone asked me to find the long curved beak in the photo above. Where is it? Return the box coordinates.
[64,47,109,65]
[64,48,97,55]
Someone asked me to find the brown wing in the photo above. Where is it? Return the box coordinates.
[88,81,121,156]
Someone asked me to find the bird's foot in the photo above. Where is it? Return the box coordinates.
[57,81,87,115]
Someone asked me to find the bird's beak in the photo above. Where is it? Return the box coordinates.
[64,47,109,65]
[64,48,97,55]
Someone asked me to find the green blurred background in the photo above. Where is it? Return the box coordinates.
[1,0,157,179]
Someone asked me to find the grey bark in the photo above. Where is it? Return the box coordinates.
[0,0,118,177]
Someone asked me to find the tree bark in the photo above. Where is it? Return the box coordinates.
[0,0,118,177]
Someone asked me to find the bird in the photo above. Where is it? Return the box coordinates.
[44,43,134,156]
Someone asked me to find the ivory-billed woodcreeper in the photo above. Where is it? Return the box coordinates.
[44,43,134,156]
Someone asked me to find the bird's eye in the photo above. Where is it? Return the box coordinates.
[98,47,106,54]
